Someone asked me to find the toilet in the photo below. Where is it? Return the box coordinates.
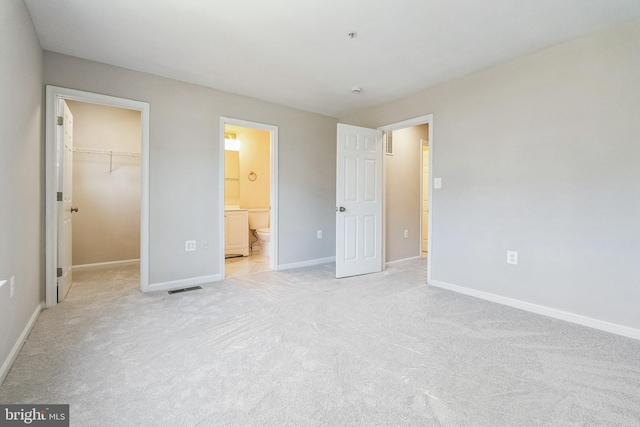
[256,228,270,256]
[248,208,270,256]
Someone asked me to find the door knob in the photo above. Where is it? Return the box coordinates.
[337,206,346,212]
[71,207,78,213]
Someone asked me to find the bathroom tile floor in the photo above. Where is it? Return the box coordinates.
[225,250,270,277]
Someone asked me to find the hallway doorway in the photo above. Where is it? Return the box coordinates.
[379,114,433,283]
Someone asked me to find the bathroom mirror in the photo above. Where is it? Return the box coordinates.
[224,150,240,202]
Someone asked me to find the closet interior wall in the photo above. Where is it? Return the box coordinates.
[67,100,142,267]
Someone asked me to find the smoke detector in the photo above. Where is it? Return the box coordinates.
[351,87,362,94]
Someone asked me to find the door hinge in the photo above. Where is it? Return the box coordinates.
[57,191,63,201]
[57,116,63,126]
[57,267,63,278]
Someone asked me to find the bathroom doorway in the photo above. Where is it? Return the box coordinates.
[219,117,278,278]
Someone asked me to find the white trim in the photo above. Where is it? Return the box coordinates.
[219,117,279,278]
[45,86,150,307]
[427,120,434,285]
[431,280,640,341]
[381,135,388,270]
[419,141,425,262]
[378,114,434,284]
[0,303,43,385]
[72,259,140,270]
[149,274,222,292]
[379,115,433,132]
[385,255,422,266]
[419,138,430,265]
[278,257,336,271]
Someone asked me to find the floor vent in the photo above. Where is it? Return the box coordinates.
[168,286,202,295]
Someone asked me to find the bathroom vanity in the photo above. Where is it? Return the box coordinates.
[224,207,249,257]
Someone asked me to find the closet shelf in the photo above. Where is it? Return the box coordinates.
[73,147,140,157]
[73,147,141,172]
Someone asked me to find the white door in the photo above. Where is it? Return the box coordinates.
[336,124,383,278]
[57,99,74,302]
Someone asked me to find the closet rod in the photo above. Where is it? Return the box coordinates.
[73,147,141,157]
[73,147,140,173]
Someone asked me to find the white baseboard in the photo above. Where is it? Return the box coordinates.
[73,259,140,270]
[148,274,222,292]
[430,280,640,341]
[278,256,336,271]
[1,303,43,385]
[386,255,422,266]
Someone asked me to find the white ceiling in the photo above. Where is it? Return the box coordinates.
[24,0,640,118]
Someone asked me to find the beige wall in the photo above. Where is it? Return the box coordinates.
[385,124,428,262]
[0,0,43,381]
[44,51,338,283]
[66,101,141,266]
[224,126,271,209]
[343,18,640,331]
[238,127,270,209]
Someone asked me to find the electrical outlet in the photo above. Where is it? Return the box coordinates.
[404,230,409,238]
[185,240,196,251]
[10,276,15,298]
[507,251,518,265]
[317,230,322,239]
[201,240,209,250]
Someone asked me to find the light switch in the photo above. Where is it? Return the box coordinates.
[434,178,442,189]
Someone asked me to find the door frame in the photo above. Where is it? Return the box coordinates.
[379,114,433,284]
[45,86,151,307]
[420,138,430,258]
[219,117,279,276]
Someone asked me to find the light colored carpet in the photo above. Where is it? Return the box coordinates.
[1,259,639,426]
